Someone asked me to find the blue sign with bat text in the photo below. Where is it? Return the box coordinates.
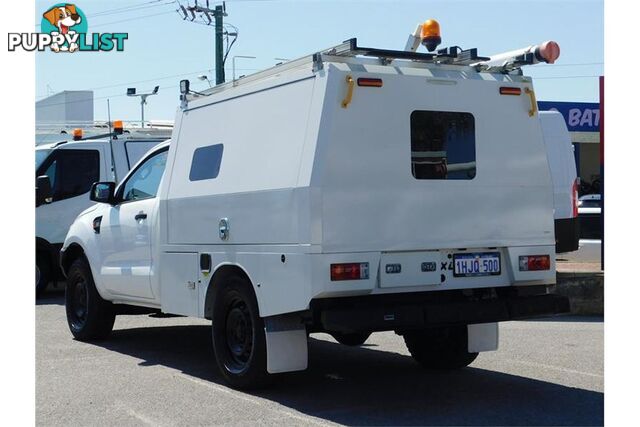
[538,101,600,133]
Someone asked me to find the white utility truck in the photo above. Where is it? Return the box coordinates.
[36,123,171,297]
[61,23,569,389]
[539,111,580,253]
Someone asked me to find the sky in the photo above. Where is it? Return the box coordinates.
[35,0,604,122]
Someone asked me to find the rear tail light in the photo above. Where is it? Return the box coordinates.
[572,178,579,217]
[519,255,551,271]
[330,263,370,281]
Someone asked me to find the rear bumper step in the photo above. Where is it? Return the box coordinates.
[314,291,570,333]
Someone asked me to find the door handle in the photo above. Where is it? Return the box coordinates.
[135,212,147,221]
[524,87,538,117]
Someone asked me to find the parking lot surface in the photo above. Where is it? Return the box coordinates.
[37,290,603,426]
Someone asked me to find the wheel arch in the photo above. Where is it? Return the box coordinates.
[203,263,256,320]
[60,242,88,278]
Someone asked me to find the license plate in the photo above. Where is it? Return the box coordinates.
[453,252,501,277]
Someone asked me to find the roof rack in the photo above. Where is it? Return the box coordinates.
[320,38,490,66]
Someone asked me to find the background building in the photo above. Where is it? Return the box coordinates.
[36,90,94,124]
[35,91,94,145]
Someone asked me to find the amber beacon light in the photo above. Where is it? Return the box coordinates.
[421,19,441,52]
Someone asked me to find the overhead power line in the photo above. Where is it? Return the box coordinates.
[90,0,174,18]
[89,10,178,29]
[36,70,208,100]
[36,84,179,109]
[35,1,177,27]
[533,75,601,80]
[91,1,177,19]
[36,67,262,101]
[533,62,604,68]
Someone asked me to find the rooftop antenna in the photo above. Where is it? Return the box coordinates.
[106,99,118,182]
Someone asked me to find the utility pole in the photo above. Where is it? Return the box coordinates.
[178,1,229,85]
[214,5,224,84]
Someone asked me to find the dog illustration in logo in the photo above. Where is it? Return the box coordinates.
[42,4,82,52]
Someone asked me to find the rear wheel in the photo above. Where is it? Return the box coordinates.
[403,325,478,370]
[331,332,371,346]
[65,258,115,341]
[211,275,272,389]
[36,252,50,299]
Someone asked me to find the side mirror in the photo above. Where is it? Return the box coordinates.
[90,182,117,204]
[36,175,52,207]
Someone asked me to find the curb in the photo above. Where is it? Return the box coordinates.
[554,271,604,315]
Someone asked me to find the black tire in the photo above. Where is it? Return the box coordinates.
[331,332,371,346]
[36,251,50,299]
[403,325,478,370]
[211,275,272,390]
[65,257,115,341]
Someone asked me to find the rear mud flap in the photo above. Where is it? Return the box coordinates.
[468,322,499,352]
[264,314,308,374]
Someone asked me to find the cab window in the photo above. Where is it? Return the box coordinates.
[37,149,100,201]
[121,150,168,202]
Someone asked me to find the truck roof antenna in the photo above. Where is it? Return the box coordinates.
[106,99,118,182]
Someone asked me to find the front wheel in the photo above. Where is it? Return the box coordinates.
[211,275,272,390]
[65,258,115,341]
[403,325,478,370]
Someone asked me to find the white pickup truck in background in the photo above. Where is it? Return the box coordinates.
[36,124,171,297]
[60,29,570,389]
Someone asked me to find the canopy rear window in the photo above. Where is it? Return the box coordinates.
[410,111,476,180]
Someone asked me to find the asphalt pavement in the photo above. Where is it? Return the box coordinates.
[37,290,604,426]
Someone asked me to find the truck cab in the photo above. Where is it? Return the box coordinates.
[60,32,569,389]
[36,126,171,297]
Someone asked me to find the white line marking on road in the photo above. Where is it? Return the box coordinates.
[39,354,118,362]
[126,408,157,426]
[507,359,604,378]
[175,371,335,426]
